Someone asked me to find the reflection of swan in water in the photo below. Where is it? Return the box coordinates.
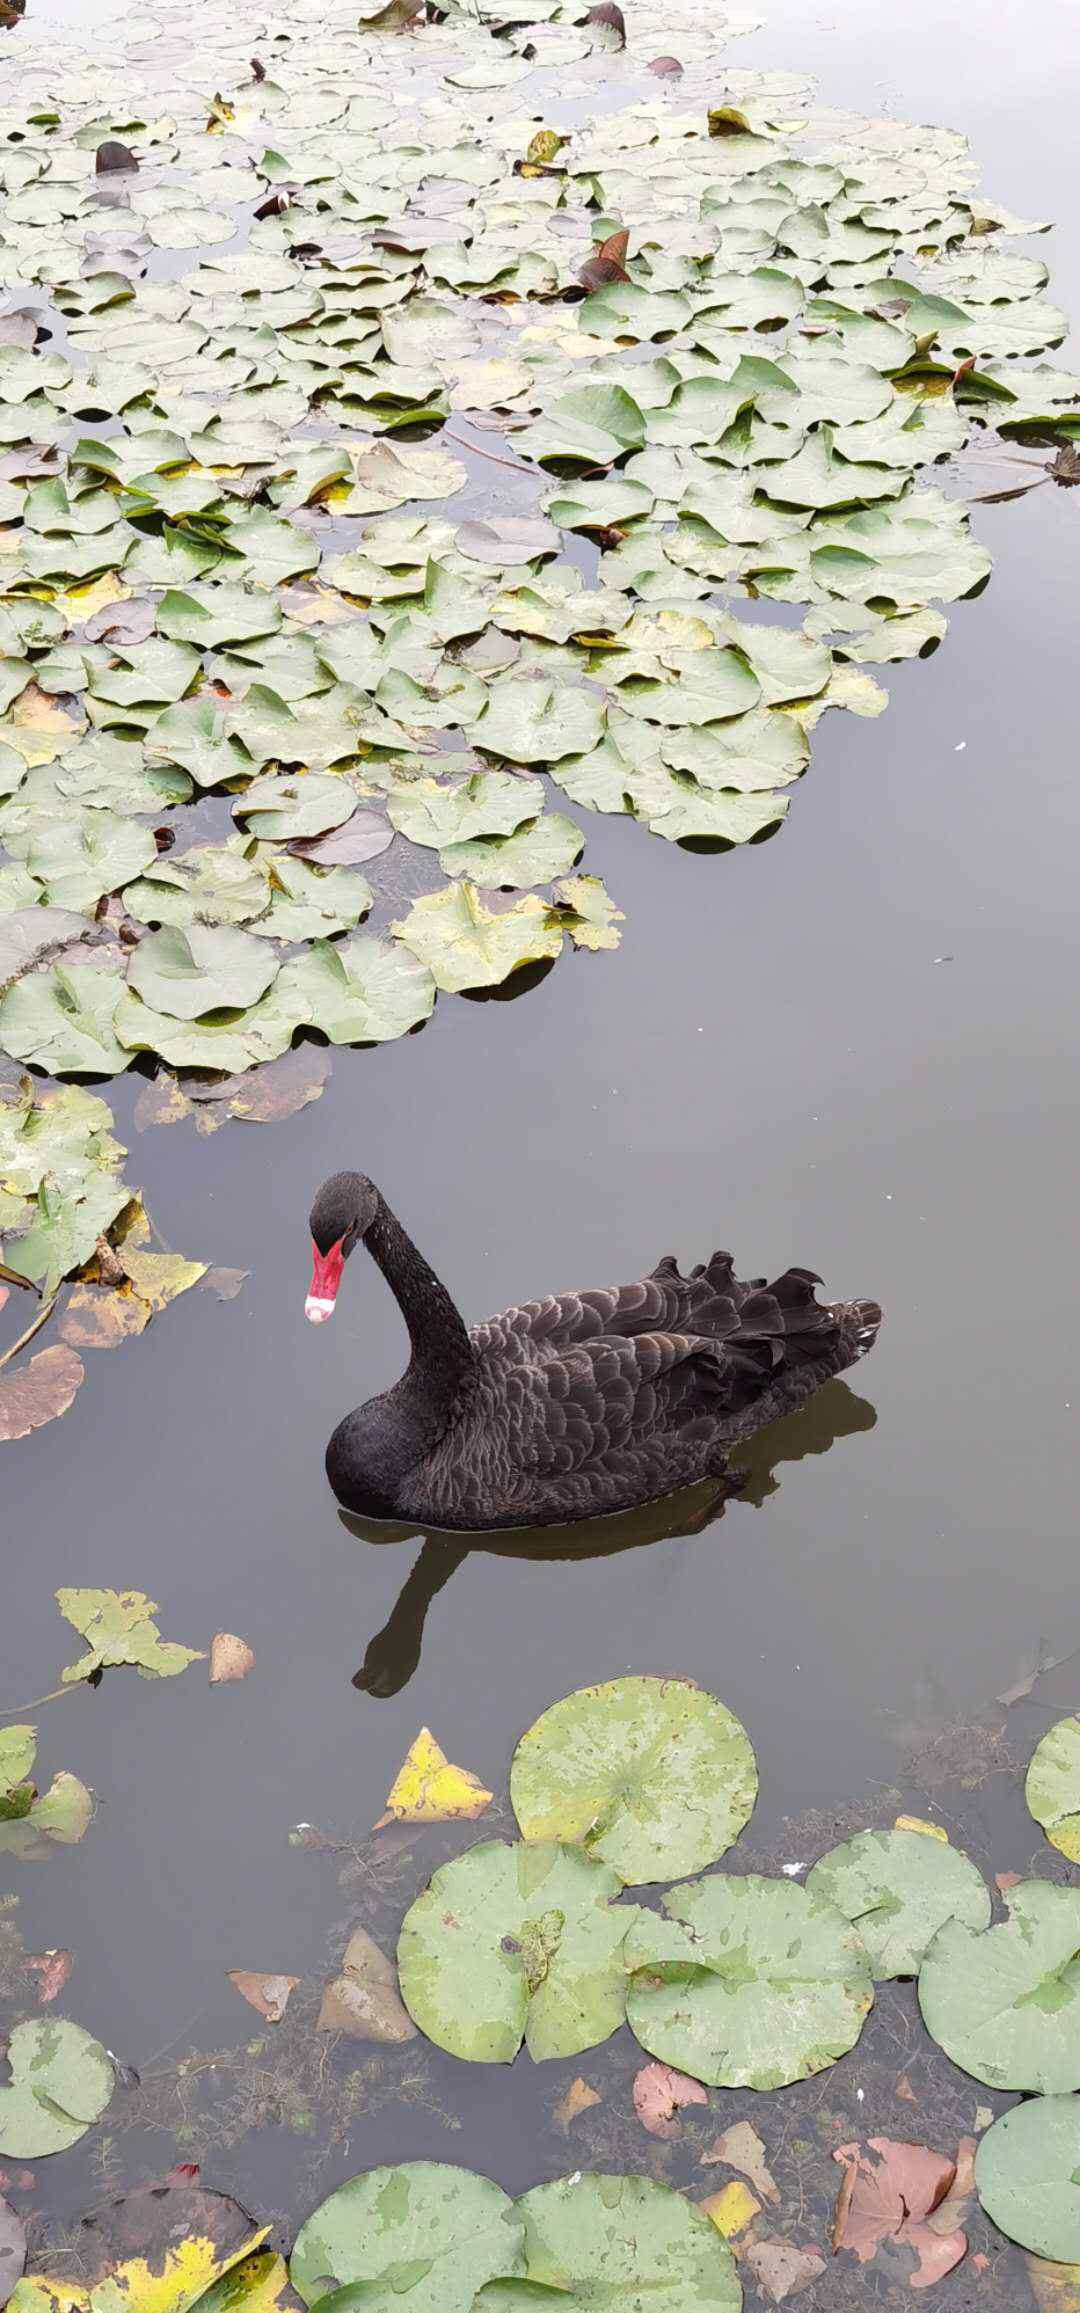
[343,1379,877,1698]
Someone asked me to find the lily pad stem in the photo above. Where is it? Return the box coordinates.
[0,1290,57,1371]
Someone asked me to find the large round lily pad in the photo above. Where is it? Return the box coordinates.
[510,1676,757,1885]
[0,2019,113,2157]
[976,2095,1080,2261]
[625,1872,873,2089]
[290,2163,524,2313]
[918,1879,1080,2091]
[1026,1716,1080,1862]
[805,1827,991,1979]
[396,1838,641,2064]
[126,924,280,1020]
[476,2173,741,2311]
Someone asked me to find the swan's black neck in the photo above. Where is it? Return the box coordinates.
[366,1191,475,1427]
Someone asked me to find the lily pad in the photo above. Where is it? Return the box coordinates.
[396,1838,642,2063]
[290,2164,525,2313]
[0,964,129,1077]
[233,774,357,842]
[277,937,435,1044]
[918,1879,1080,2091]
[0,2021,112,2158]
[440,815,584,888]
[1026,1717,1080,1862]
[510,1676,757,1884]
[625,1873,874,2088]
[805,1827,991,1979]
[126,925,280,1021]
[975,2095,1080,2263]
[476,2173,741,2312]
[56,1587,203,1683]
[392,884,563,993]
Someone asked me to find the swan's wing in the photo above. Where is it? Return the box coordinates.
[474,1257,837,1363]
[502,1332,733,1482]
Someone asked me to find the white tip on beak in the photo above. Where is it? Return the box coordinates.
[305,1295,336,1324]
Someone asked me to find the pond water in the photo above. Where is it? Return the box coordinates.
[3,0,1080,2294]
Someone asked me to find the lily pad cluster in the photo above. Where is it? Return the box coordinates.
[0,1722,92,1859]
[289,2161,741,2313]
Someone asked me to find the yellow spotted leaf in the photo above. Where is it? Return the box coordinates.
[374,1725,493,1828]
[87,2227,269,2313]
[699,2182,760,2239]
[893,1814,949,1842]
[60,1287,150,1351]
[119,1249,208,1312]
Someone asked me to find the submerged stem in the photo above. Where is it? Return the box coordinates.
[0,1292,57,1371]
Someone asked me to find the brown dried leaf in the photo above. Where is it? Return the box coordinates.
[317,1928,416,2043]
[133,1073,193,1132]
[0,1346,84,1441]
[647,52,682,73]
[832,2139,968,2290]
[553,2077,601,2134]
[743,2241,826,2305]
[702,2120,780,2204]
[633,2060,708,2138]
[1027,2254,1080,2313]
[225,1047,331,1124]
[22,1950,73,2005]
[210,1634,255,1684]
[199,1268,249,1301]
[227,1971,297,2022]
[60,1286,149,1351]
[0,2191,26,2307]
[926,2138,976,2235]
[95,140,138,173]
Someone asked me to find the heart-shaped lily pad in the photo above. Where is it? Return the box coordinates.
[919,1879,1080,2091]
[805,1827,991,1978]
[475,2173,741,2312]
[290,2163,525,2313]
[0,2020,113,2157]
[126,924,280,1020]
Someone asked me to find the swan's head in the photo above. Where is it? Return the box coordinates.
[307,1172,377,1322]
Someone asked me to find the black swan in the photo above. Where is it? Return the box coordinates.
[307,1171,881,1531]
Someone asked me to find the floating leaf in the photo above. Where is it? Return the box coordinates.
[278,936,435,1045]
[210,1633,255,1683]
[316,1928,416,2043]
[290,2165,525,2313]
[510,1675,757,1883]
[0,1346,85,1443]
[1026,1717,1080,1862]
[805,1827,990,1978]
[702,2121,780,2204]
[0,964,129,1077]
[976,2097,1080,2263]
[392,884,562,994]
[126,925,280,1022]
[376,1725,493,1826]
[228,1972,296,2023]
[0,2020,112,2158]
[626,1873,873,2088]
[397,1838,641,2063]
[919,1879,1080,2091]
[633,2061,708,2138]
[56,1586,204,1683]
[476,2173,740,2312]
[832,2137,967,2287]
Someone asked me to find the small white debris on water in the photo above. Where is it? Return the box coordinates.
[954,740,967,751]
[781,1863,804,1877]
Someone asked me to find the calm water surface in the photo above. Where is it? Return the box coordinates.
[3,0,1080,2272]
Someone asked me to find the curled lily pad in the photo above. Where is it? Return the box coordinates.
[0,964,128,1077]
[114,983,301,1072]
[233,774,357,841]
[290,2164,525,2313]
[805,1827,991,1979]
[476,2173,741,2312]
[511,1676,757,1884]
[441,814,585,888]
[122,844,271,930]
[0,2020,113,2157]
[387,771,544,849]
[397,1838,642,2063]
[918,1879,1080,2091]
[975,2095,1080,2262]
[625,1873,873,2088]
[1025,1716,1080,1862]
[126,925,280,1021]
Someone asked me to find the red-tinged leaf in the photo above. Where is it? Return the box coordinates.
[927,2137,976,2235]
[22,1950,73,2005]
[0,1289,7,1315]
[585,0,625,43]
[996,1869,1023,1891]
[905,2223,968,2289]
[251,54,266,78]
[227,1970,297,2022]
[647,52,682,73]
[895,2074,916,2102]
[743,2240,825,2304]
[210,1633,255,1683]
[288,809,393,867]
[578,231,630,293]
[832,2139,968,2291]
[633,2060,708,2138]
[95,139,138,174]
[0,1346,84,1442]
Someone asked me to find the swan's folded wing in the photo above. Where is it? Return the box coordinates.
[511,1332,732,1481]
[475,1258,837,1364]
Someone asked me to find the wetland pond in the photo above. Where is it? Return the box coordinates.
[1,0,1080,2301]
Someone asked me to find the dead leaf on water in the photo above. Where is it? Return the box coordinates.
[133,1075,194,1132]
[316,1927,416,2043]
[199,1268,248,1301]
[224,1047,330,1124]
[59,1287,149,1351]
[0,1346,84,1442]
[700,2182,760,2239]
[634,2061,708,2139]
[374,1725,493,1827]
[1027,2253,1080,2313]
[743,2239,826,2304]
[227,1971,297,2023]
[702,2120,780,2204]
[553,2077,601,2134]
[118,1249,207,1311]
[832,2138,968,2288]
[0,2191,26,2307]
[210,1633,255,1684]
[22,1951,73,2006]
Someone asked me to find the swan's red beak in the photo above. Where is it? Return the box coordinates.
[306,1236,344,1323]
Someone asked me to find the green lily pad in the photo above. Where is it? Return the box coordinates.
[277,936,435,1044]
[246,854,372,942]
[387,772,544,849]
[476,2173,742,2312]
[122,843,271,930]
[0,963,129,1077]
[805,1827,991,1978]
[625,1872,873,2087]
[392,884,563,993]
[4,810,157,913]
[472,679,606,766]
[510,1676,757,1884]
[397,1838,642,2063]
[114,982,301,1072]
[919,1879,1080,2090]
[440,814,584,888]
[1026,1717,1080,1863]
[975,2095,1080,2262]
[126,924,280,1021]
[233,773,357,841]
[0,2020,113,2158]
[290,2164,525,2313]
[56,1586,203,1683]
